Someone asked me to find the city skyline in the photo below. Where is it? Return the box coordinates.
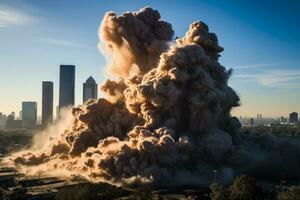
[0,65,99,119]
[0,64,297,120]
[0,0,299,117]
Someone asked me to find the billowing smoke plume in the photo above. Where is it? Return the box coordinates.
[100,7,173,77]
[4,7,300,187]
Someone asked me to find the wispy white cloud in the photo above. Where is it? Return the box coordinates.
[234,69,300,91]
[230,61,300,70]
[0,6,34,28]
[0,2,89,49]
[41,38,91,49]
[258,70,300,87]
[234,74,257,78]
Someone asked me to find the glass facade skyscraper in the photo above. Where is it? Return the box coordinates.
[22,101,37,127]
[83,76,98,104]
[42,81,53,126]
[59,65,75,111]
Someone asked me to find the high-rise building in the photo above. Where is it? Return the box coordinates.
[250,118,254,126]
[42,81,54,126]
[22,101,37,128]
[257,114,262,119]
[59,65,75,112]
[83,76,98,104]
[0,113,6,129]
[6,113,22,129]
[289,112,298,124]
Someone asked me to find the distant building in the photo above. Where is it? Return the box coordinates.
[22,101,37,128]
[59,65,75,113]
[257,114,262,119]
[289,112,298,124]
[83,76,98,104]
[6,114,14,121]
[6,114,22,129]
[0,113,6,129]
[42,81,54,126]
[250,118,254,126]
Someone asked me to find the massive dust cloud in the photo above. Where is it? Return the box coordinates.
[3,7,300,187]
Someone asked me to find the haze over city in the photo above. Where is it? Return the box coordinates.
[0,0,299,118]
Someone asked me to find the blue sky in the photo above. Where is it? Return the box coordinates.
[0,0,299,118]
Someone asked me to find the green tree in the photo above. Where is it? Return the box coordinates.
[229,175,263,200]
[210,182,227,200]
[277,186,300,200]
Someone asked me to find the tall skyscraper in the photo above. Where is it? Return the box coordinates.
[42,81,54,126]
[289,112,298,124]
[22,101,37,128]
[83,76,98,103]
[59,65,75,111]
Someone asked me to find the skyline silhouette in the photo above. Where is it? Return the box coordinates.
[0,0,299,117]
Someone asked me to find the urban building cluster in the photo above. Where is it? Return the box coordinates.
[0,65,98,130]
[240,112,299,127]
